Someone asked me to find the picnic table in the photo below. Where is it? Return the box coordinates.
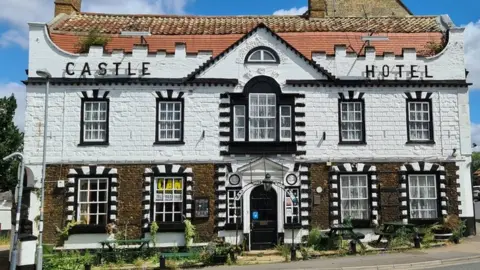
[327,224,366,250]
[375,222,416,247]
[100,239,151,251]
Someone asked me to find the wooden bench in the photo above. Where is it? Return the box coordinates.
[99,239,151,251]
[162,252,193,259]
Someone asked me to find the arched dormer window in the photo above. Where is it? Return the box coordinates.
[245,46,280,64]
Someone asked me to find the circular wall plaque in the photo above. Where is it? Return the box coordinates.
[229,174,241,186]
[286,174,298,185]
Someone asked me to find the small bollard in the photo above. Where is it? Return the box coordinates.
[290,245,297,261]
[159,255,166,269]
[414,233,421,248]
[84,264,91,270]
[349,240,357,254]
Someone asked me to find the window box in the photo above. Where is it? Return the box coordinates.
[227,141,297,155]
[68,224,106,235]
[155,222,186,232]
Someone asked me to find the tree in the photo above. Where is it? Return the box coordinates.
[0,95,24,192]
[473,152,480,173]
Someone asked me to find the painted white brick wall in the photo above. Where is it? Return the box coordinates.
[24,84,464,164]
[24,85,228,164]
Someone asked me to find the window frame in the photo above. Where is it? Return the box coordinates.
[79,97,110,146]
[225,188,243,230]
[407,173,441,222]
[233,105,246,141]
[226,76,298,155]
[155,97,185,145]
[244,46,280,64]
[338,174,370,224]
[152,177,185,224]
[249,93,277,142]
[406,98,434,144]
[76,178,110,226]
[338,99,366,145]
[279,105,292,142]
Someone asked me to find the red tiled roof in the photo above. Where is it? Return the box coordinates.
[51,13,442,34]
[48,13,445,57]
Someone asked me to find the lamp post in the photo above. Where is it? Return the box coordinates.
[35,69,51,270]
[3,153,25,270]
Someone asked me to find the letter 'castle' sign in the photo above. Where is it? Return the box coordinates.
[65,62,151,76]
[365,65,432,79]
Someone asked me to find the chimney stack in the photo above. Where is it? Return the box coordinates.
[54,0,82,17]
[309,0,327,17]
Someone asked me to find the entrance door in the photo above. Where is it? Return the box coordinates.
[250,186,277,250]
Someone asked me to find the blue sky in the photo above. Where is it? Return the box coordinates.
[0,0,479,146]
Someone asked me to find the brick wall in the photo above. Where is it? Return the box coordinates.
[323,0,410,17]
[54,0,81,16]
[43,163,215,245]
[308,162,460,229]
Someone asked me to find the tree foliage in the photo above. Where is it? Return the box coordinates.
[0,95,24,192]
[473,152,480,174]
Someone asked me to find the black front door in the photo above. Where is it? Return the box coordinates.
[250,186,277,250]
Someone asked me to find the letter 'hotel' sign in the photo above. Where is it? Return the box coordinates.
[365,65,433,79]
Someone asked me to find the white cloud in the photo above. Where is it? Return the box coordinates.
[273,6,308,15]
[0,0,193,49]
[465,20,480,90]
[0,82,26,130]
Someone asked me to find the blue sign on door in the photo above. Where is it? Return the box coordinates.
[252,211,259,220]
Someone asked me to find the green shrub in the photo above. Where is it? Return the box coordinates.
[307,228,329,251]
[76,29,111,54]
[391,227,412,248]
[300,246,313,260]
[275,244,290,262]
[184,219,196,249]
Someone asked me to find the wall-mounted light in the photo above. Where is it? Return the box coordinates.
[452,148,458,158]
[263,173,273,192]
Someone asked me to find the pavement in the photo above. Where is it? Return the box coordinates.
[210,236,480,270]
[1,237,480,269]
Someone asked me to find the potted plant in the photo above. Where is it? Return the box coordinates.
[450,220,466,244]
[212,244,232,264]
[431,214,461,240]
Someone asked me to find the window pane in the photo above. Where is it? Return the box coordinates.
[340,101,363,142]
[409,175,437,219]
[158,102,182,141]
[249,51,262,60]
[340,175,369,220]
[263,51,275,61]
[249,94,276,141]
[408,101,431,141]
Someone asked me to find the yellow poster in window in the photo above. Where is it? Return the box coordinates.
[174,179,182,190]
[157,181,163,190]
[166,179,174,190]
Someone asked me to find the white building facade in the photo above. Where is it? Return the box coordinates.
[22,1,474,250]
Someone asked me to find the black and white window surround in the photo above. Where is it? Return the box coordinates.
[404,92,434,144]
[221,75,305,155]
[154,90,185,145]
[399,162,447,224]
[80,90,110,146]
[338,91,366,144]
[329,163,378,227]
[143,164,193,232]
[214,164,232,231]
[66,166,118,229]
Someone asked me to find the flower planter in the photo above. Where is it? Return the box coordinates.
[433,230,453,241]
[212,254,228,264]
